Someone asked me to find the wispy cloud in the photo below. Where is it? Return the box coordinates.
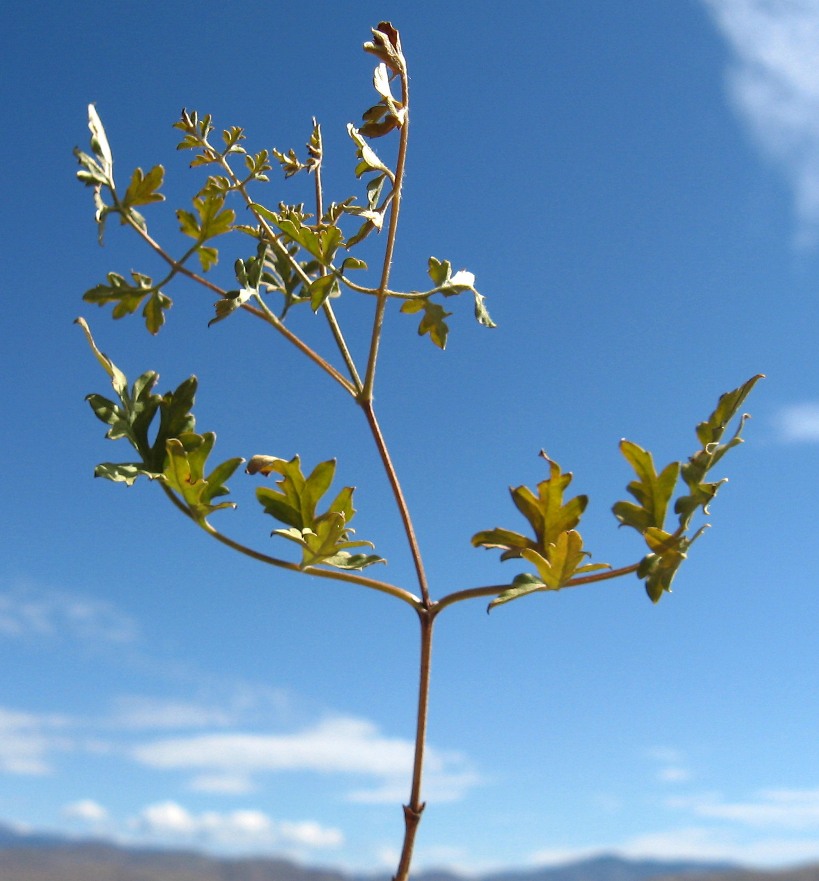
[108,696,234,731]
[0,584,137,643]
[773,401,819,441]
[0,707,71,775]
[132,715,479,803]
[702,0,819,245]
[676,788,819,828]
[648,747,692,784]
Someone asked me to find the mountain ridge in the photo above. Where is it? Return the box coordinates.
[0,823,815,881]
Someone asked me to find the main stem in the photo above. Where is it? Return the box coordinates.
[394,609,434,881]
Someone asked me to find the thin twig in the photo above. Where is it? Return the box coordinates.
[362,63,410,402]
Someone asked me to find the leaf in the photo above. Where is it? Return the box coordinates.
[347,124,392,178]
[75,106,117,242]
[487,573,546,611]
[612,440,680,533]
[252,204,343,267]
[122,165,165,211]
[177,193,235,270]
[400,298,452,349]
[675,375,764,528]
[363,21,404,76]
[637,527,695,603]
[75,317,127,396]
[159,432,244,520]
[82,271,171,335]
[93,462,158,486]
[308,274,340,311]
[472,453,589,560]
[487,532,609,612]
[424,257,496,330]
[79,320,202,479]
[86,104,113,179]
[248,454,383,570]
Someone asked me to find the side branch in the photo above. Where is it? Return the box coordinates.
[160,485,422,608]
[431,562,642,617]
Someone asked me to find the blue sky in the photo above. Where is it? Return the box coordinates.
[3,0,819,874]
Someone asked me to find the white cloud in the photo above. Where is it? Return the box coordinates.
[62,799,109,823]
[0,584,137,643]
[702,0,819,245]
[0,707,70,775]
[109,696,233,730]
[133,801,343,850]
[131,715,479,803]
[774,402,819,441]
[686,788,819,828]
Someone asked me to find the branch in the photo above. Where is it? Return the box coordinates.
[431,562,642,617]
[159,484,422,608]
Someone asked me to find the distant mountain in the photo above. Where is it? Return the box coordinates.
[0,823,814,881]
[483,855,741,881]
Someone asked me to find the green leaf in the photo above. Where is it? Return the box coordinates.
[637,527,694,603]
[159,432,244,520]
[676,375,764,528]
[473,453,590,560]
[487,573,546,611]
[82,271,171,335]
[248,454,383,570]
[487,531,610,612]
[400,298,452,349]
[75,317,127,396]
[93,462,158,486]
[122,165,165,212]
[612,440,680,533]
[423,257,496,330]
[177,193,235,270]
[347,124,392,178]
[79,320,202,481]
[308,274,340,311]
[253,205,344,267]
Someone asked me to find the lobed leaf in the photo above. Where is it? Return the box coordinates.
[160,432,244,520]
[612,440,680,534]
[248,454,382,570]
[676,375,764,528]
[473,453,590,561]
[400,299,452,349]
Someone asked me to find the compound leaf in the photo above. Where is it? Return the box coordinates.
[248,454,383,570]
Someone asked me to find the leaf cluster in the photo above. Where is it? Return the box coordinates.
[472,453,609,609]
[247,455,384,570]
[473,376,762,607]
[77,318,242,521]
